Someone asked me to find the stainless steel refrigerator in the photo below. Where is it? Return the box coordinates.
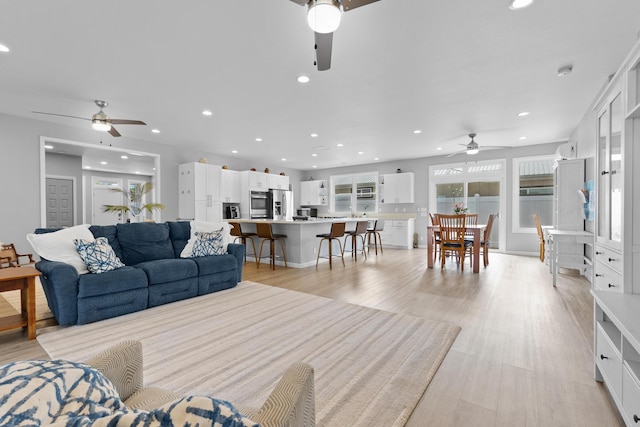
[270,189,293,220]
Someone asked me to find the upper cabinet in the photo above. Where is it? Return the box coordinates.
[300,180,327,206]
[178,162,222,222]
[268,174,290,190]
[380,172,414,204]
[220,169,240,203]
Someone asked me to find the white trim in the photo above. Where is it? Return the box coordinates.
[512,154,555,234]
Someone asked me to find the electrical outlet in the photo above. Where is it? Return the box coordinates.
[420,236,424,241]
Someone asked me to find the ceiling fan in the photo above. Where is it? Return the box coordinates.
[447,133,511,157]
[288,0,380,71]
[33,100,146,137]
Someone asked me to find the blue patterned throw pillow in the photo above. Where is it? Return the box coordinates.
[191,229,226,257]
[74,237,125,274]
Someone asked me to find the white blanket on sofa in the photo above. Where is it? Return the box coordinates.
[0,360,258,427]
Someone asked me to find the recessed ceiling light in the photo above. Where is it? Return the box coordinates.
[85,166,92,169]
[436,147,443,151]
[312,165,317,168]
[312,153,318,157]
[373,157,379,161]
[314,145,329,151]
[509,0,534,10]
[202,110,213,116]
[557,65,573,77]
[121,155,128,159]
[100,161,107,165]
[151,129,160,134]
[297,75,310,83]
[44,144,53,149]
[413,130,422,134]
[281,158,287,161]
[310,133,318,137]
[358,151,364,155]
[0,44,9,53]
[517,111,530,117]
[255,137,262,142]
[519,136,527,140]
[135,171,141,174]
[336,143,344,147]
[231,150,238,154]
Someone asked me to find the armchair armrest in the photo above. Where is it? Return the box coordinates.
[16,251,35,265]
[226,243,245,281]
[84,340,144,402]
[252,362,315,427]
[35,260,80,325]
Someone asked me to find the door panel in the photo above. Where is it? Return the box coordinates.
[46,178,74,228]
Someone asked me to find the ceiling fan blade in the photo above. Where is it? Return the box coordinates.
[108,119,146,125]
[341,0,380,11]
[32,111,90,121]
[108,126,121,137]
[288,0,307,5]
[315,32,333,71]
[446,151,464,158]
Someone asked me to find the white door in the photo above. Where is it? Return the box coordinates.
[92,177,125,225]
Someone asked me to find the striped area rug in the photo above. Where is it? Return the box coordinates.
[37,281,460,427]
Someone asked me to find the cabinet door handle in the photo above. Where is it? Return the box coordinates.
[595,251,603,255]
[595,274,603,277]
[608,284,615,288]
[608,258,617,262]
[633,414,639,423]
[600,354,608,360]
[601,170,609,175]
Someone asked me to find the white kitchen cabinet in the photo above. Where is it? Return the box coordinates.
[380,173,414,204]
[245,170,269,190]
[300,180,327,206]
[178,162,222,221]
[220,169,240,203]
[268,174,290,190]
[376,218,415,249]
[591,37,640,424]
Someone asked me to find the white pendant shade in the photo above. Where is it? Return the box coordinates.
[307,0,341,34]
[92,120,111,132]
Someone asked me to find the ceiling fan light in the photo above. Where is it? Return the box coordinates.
[92,120,111,132]
[466,148,479,155]
[307,0,341,34]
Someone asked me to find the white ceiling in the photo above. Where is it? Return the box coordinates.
[1,0,639,170]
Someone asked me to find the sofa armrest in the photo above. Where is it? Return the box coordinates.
[85,340,144,402]
[252,362,315,427]
[35,260,80,325]
[226,243,245,281]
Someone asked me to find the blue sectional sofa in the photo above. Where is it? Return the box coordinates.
[34,221,244,325]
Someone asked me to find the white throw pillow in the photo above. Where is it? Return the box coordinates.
[26,224,95,274]
[180,221,232,258]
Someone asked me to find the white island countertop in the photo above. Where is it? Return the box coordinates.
[231,218,361,225]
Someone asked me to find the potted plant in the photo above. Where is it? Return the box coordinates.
[103,182,165,222]
[453,202,468,214]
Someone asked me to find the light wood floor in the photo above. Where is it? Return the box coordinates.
[0,249,623,426]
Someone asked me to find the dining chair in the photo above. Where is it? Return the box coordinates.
[0,243,35,268]
[533,213,545,262]
[316,222,346,268]
[437,214,472,271]
[429,213,441,263]
[480,214,497,267]
[464,213,479,263]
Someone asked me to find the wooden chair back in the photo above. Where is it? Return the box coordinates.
[484,214,496,244]
[229,222,242,237]
[0,243,35,268]
[256,222,275,239]
[465,213,478,226]
[374,220,385,231]
[438,214,467,245]
[355,220,369,235]
[329,222,346,238]
[533,213,545,262]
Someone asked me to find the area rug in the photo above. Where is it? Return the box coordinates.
[37,281,460,427]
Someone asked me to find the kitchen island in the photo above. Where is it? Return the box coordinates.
[230,218,361,268]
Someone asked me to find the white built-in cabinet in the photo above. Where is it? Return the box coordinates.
[268,173,290,190]
[592,37,640,426]
[178,162,222,222]
[380,172,414,204]
[377,218,415,249]
[300,180,327,206]
[238,170,291,218]
[220,169,240,203]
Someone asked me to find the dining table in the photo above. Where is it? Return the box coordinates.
[427,224,487,273]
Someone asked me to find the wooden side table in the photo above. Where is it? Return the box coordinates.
[0,266,41,339]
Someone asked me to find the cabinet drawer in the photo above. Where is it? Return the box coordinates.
[594,262,624,293]
[596,323,622,400]
[623,365,640,425]
[595,245,623,274]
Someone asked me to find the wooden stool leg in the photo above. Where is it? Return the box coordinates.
[278,239,287,268]
[329,239,333,269]
[270,239,275,270]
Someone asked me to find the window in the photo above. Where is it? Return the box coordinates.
[512,156,555,232]
[330,172,378,215]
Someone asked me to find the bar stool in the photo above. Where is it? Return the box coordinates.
[344,220,368,261]
[365,219,384,255]
[315,222,346,268]
[256,222,287,270]
[229,222,257,263]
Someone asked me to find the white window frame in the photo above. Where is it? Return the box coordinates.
[329,171,379,215]
[511,155,555,234]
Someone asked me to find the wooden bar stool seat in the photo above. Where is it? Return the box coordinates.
[229,222,257,263]
[316,222,346,268]
[256,222,287,270]
[365,219,384,255]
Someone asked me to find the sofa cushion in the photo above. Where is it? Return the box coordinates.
[27,224,95,274]
[191,253,237,276]
[191,230,226,256]
[136,258,198,284]
[77,266,148,298]
[74,237,125,274]
[90,225,124,261]
[167,221,190,258]
[117,222,175,265]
